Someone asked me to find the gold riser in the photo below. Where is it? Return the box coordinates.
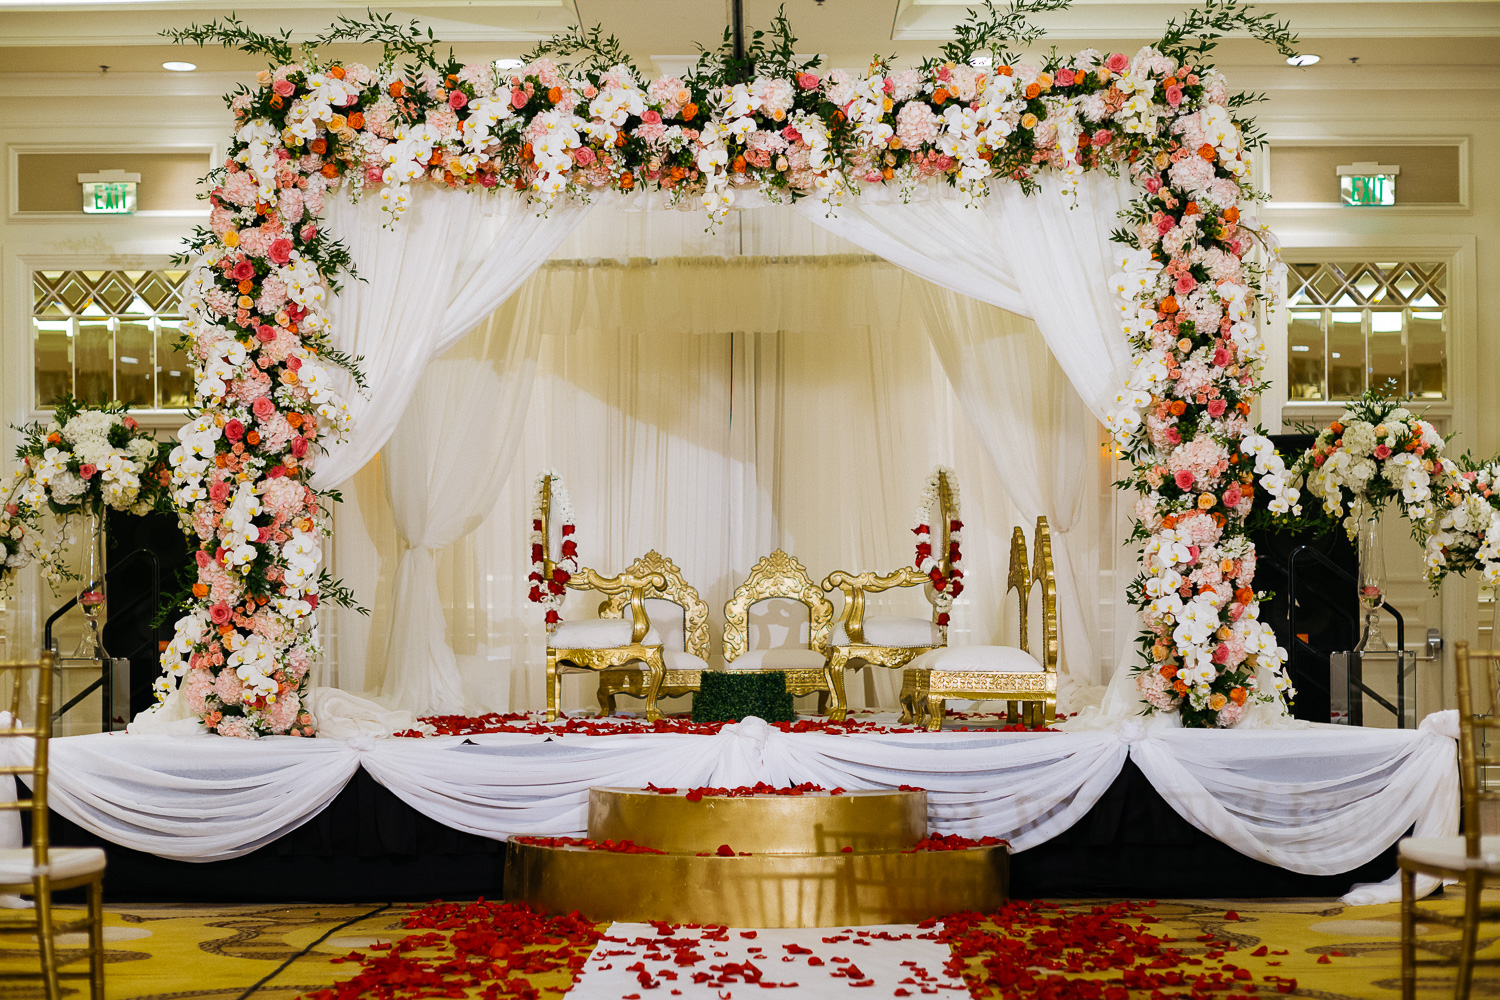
[588,787,926,855]
[505,842,1009,928]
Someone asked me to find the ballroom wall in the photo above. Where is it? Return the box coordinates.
[0,54,1495,722]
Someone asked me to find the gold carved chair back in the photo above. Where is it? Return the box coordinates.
[723,550,833,664]
[601,550,711,661]
[1007,515,1058,673]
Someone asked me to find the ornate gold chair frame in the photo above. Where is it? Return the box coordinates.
[900,516,1058,730]
[546,567,668,722]
[1398,641,1500,1000]
[723,550,835,713]
[596,550,712,714]
[822,566,941,722]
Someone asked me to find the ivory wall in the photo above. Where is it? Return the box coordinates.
[0,60,1495,722]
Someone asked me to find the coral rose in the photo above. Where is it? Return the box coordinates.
[268,238,293,265]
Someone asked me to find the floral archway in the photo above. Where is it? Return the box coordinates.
[151,0,1309,735]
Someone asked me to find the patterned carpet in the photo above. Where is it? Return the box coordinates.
[0,892,1493,999]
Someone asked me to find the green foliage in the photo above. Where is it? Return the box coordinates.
[162,13,296,65]
[524,22,638,76]
[1156,0,1299,65]
[316,10,444,70]
[316,570,369,615]
[691,4,820,89]
[933,0,1072,69]
[692,671,795,723]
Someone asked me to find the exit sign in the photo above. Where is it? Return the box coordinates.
[1336,160,1399,207]
[77,169,140,214]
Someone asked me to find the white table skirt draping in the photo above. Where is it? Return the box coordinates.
[0,718,1458,904]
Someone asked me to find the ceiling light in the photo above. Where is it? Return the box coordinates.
[162,61,197,72]
[969,55,992,68]
[1286,54,1320,67]
[494,58,525,70]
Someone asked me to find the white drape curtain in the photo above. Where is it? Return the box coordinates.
[794,173,1137,420]
[312,186,589,490]
[333,256,1063,712]
[913,284,1108,690]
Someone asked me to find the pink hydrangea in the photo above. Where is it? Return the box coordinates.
[1167,435,1230,485]
[221,171,259,207]
[183,669,214,714]
[1216,700,1245,727]
[213,668,245,706]
[264,691,301,733]
[1178,511,1222,546]
[214,715,257,740]
[896,102,940,148]
[1137,668,1179,711]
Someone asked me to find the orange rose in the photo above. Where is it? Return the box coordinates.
[329,66,346,80]
[1024,83,1041,99]
[996,65,1013,77]
[192,583,209,599]
[547,86,562,104]
[1169,400,1187,416]
[1159,295,1179,314]
[1230,687,1247,705]
[619,171,635,190]
[1223,205,1239,223]
[933,88,949,104]
[1234,586,1254,605]
[389,81,405,98]
[1198,143,1216,160]
[321,162,339,179]
[1173,679,1188,695]
[310,137,327,155]
[348,111,365,130]
[285,412,303,428]
[682,102,698,120]
[269,95,284,109]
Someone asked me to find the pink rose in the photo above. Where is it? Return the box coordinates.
[300,224,318,242]
[1374,444,1393,460]
[1212,348,1231,366]
[209,480,231,503]
[1175,274,1197,295]
[286,355,302,371]
[268,238,293,265]
[305,592,319,610]
[1105,53,1130,74]
[209,602,232,625]
[1165,84,1184,107]
[479,172,499,188]
[195,550,211,569]
[511,89,527,110]
[1092,130,1114,147]
[256,324,277,343]
[781,125,802,142]
[448,89,467,110]
[366,165,385,185]
[1174,469,1196,490]
[1145,175,1162,193]
[572,146,595,166]
[123,416,138,430]
[642,109,662,125]
[1224,484,1242,507]
[272,78,295,97]
[797,72,820,90]
[79,463,97,480]
[252,397,276,421]
[1206,398,1228,418]
[1057,68,1076,86]
[223,419,245,442]
[882,77,894,94]
[291,436,309,459]
[232,259,255,281]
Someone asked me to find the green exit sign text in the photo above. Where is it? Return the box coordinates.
[77,170,141,215]
[1337,161,1399,208]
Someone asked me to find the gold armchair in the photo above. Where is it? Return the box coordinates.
[900,516,1058,730]
[723,550,834,713]
[596,550,712,715]
[821,567,944,722]
[546,567,668,722]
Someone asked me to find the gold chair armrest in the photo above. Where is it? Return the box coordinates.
[821,567,927,644]
[569,569,668,644]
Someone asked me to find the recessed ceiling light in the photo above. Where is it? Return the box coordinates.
[494,58,525,70]
[162,61,197,72]
[1286,54,1320,67]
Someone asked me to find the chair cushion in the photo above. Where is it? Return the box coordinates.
[833,615,941,648]
[1399,835,1500,871]
[664,649,709,672]
[908,645,1043,673]
[0,847,106,886]
[551,619,662,650]
[728,648,827,670]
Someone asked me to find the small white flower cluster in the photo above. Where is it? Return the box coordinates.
[1240,434,1301,515]
[528,469,579,626]
[1302,405,1444,538]
[1424,460,1500,587]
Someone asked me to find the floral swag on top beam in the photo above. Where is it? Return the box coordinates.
[154,0,1303,735]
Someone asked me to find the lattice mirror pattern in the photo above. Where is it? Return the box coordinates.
[1284,261,1447,402]
[31,269,191,410]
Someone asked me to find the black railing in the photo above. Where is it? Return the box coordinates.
[45,548,161,728]
[1287,544,1408,727]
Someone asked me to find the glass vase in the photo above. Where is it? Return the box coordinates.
[1354,504,1391,653]
[75,504,107,661]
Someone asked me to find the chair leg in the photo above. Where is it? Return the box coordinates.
[546,651,560,722]
[88,875,105,1000]
[34,877,60,1000]
[825,653,848,722]
[596,676,616,717]
[643,653,665,723]
[1400,866,1418,1000]
[926,694,944,732]
[1457,875,1482,1000]
[1007,700,1019,724]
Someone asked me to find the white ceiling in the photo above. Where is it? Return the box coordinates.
[0,0,1495,79]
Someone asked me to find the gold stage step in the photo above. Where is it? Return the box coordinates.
[505,787,1008,928]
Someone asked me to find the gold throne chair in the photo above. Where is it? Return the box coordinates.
[722,550,834,713]
[820,472,956,722]
[595,550,712,715]
[900,516,1058,730]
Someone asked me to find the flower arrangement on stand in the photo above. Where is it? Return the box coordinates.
[527,470,578,627]
[1424,456,1500,589]
[913,466,964,632]
[0,397,168,595]
[163,0,1299,731]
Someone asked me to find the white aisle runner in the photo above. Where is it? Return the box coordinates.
[566,922,966,999]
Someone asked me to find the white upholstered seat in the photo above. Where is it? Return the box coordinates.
[728,648,828,670]
[907,645,1042,673]
[832,615,941,648]
[0,847,107,886]
[1398,836,1500,871]
[551,619,662,650]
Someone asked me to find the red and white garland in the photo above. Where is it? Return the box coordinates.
[527,470,578,627]
[913,466,964,631]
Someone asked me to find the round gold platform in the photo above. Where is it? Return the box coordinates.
[504,840,1008,928]
[588,787,926,854]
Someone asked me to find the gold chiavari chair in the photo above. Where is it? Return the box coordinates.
[0,651,106,1000]
[1400,641,1500,1000]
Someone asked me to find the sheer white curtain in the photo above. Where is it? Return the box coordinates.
[312,186,589,490]
[913,283,1109,691]
[794,173,1137,420]
[332,256,1032,713]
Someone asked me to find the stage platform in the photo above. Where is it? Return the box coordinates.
[11,714,1458,906]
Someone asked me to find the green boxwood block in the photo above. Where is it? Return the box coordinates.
[692,670,796,723]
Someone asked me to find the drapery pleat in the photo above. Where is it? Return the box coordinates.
[312,186,588,490]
